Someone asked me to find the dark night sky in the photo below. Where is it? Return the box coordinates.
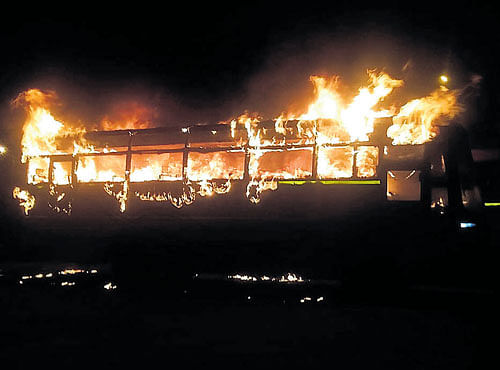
[1,1,499,143]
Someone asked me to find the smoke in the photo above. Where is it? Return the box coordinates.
[0,27,479,132]
[1,75,193,132]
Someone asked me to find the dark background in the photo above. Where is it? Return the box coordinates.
[0,1,499,140]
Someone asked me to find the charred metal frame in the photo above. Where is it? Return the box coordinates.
[24,120,476,216]
[34,122,385,185]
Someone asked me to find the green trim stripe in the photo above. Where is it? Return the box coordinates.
[484,202,500,207]
[279,180,381,185]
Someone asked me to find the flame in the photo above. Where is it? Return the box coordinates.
[13,187,35,215]
[317,146,354,179]
[14,89,95,186]
[246,178,278,204]
[27,157,50,184]
[227,70,460,201]
[13,89,90,164]
[13,69,465,212]
[187,152,245,181]
[356,146,379,178]
[48,183,71,215]
[104,181,129,213]
[299,75,342,121]
[100,101,157,131]
[387,86,463,145]
[76,155,126,183]
[297,71,403,144]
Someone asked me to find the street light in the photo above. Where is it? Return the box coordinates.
[439,75,449,84]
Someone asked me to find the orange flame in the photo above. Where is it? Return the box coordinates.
[387,86,463,145]
[13,187,35,215]
[297,71,403,143]
[100,101,157,131]
[13,89,94,185]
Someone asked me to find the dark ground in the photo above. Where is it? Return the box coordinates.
[0,198,498,369]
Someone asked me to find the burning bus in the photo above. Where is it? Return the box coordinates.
[11,71,481,219]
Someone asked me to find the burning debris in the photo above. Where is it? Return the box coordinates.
[11,70,469,215]
[12,187,35,215]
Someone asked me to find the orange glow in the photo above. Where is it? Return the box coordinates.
[387,86,463,145]
[13,89,91,163]
[27,157,50,184]
[249,148,313,180]
[130,152,183,182]
[187,151,245,181]
[100,101,157,131]
[76,155,126,183]
[317,146,354,179]
[13,187,35,215]
[297,72,402,144]
[52,161,73,185]
[356,146,379,178]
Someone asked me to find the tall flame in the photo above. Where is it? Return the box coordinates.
[13,187,35,215]
[13,89,95,187]
[13,89,64,163]
[297,71,403,143]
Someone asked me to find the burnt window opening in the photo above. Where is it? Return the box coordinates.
[131,152,183,182]
[317,146,354,179]
[249,149,313,180]
[429,154,446,177]
[430,187,448,212]
[51,160,73,186]
[187,151,245,181]
[386,170,421,201]
[356,146,379,178]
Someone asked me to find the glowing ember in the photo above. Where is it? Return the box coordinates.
[104,181,129,213]
[130,153,183,182]
[279,273,304,283]
[228,274,258,282]
[187,151,245,181]
[27,157,50,184]
[228,273,306,283]
[77,155,126,183]
[104,282,117,290]
[48,183,71,215]
[356,146,379,178]
[59,269,85,275]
